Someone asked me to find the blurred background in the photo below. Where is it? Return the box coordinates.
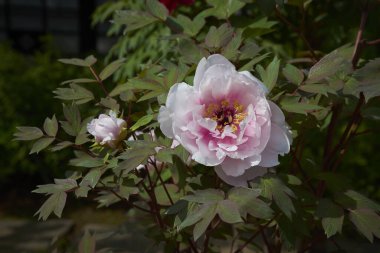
[0,0,379,252]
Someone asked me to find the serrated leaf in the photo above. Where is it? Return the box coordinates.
[50,141,73,151]
[114,10,158,33]
[257,56,280,92]
[283,64,304,85]
[138,90,165,102]
[260,176,295,219]
[307,49,351,83]
[316,199,344,238]
[281,97,323,115]
[14,127,43,141]
[179,204,214,230]
[299,84,337,96]
[130,115,154,131]
[217,199,243,224]
[30,137,55,154]
[205,24,234,49]
[81,168,102,188]
[99,59,125,81]
[174,14,205,37]
[58,55,97,67]
[193,204,217,241]
[61,78,96,85]
[349,209,380,242]
[35,192,67,220]
[182,189,224,204]
[205,0,245,19]
[54,84,94,104]
[146,0,168,20]
[43,115,58,137]
[69,157,104,168]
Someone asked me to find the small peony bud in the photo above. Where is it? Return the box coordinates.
[87,111,127,148]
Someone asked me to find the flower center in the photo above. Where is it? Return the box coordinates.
[204,99,247,133]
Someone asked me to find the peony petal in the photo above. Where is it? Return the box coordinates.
[240,70,268,94]
[158,106,174,138]
[268,101,285,124]
[258,149,280,167]
[220,155,261,177]
[194,54,235,91]
[266,124,291,155]
[214,165,268,186]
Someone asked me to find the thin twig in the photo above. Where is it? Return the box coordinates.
[260,228,273,253]
[89,66,109,96]
[234,217,275,253]
[275,6,317,62]
[98,181,152,214]
[149,158,174,205]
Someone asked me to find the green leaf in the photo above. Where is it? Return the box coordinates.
[155,184,180,206]
[283,64,304,85]
[58,55,97,67]
[130,114,154,131]
[257,56,280,92]
[316,199,344,238]
[280,97,323,115]
[14,127,43,141]
[179,204,214,230]
[30,137,55,154]
[81,168,102,188]
[217,199,243,224]
[33,178,77,194]
[146,0,168,21]
[69,156,104,168]
[205,24,234,49]
[54,84,94,104]
[205,0,245,19]
[299,84,337,96]
[43,115,58,137]
[352,58,380,102]
[99,58,125,81]
[193,204,217,241]
[174,14,205,37]
[35,192,67,220]
[260,176,295,219]
[61,78,96,85]
[307,49,351,83]
[182,189,225,204]
[51,141,73,152]
[114,10,158,33]
[349,209,380,242]
[239,53,270,71]
[79,230,96,253]
[137,90,164,102]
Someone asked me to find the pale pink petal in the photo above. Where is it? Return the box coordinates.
[215,166,268,187]
[266,124,291,155]
[194,54,235,90]
[220,155,261,177]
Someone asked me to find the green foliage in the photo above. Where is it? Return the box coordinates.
[13,0,380,252]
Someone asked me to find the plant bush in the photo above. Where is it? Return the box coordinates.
[15,0,380,252]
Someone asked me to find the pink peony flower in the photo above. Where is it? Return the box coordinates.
[87,111,127,148]
[158,54,292,186]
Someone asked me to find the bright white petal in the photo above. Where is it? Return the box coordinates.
[194,54,235,91]
[158,106,174,138]
[240,70,268,94]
